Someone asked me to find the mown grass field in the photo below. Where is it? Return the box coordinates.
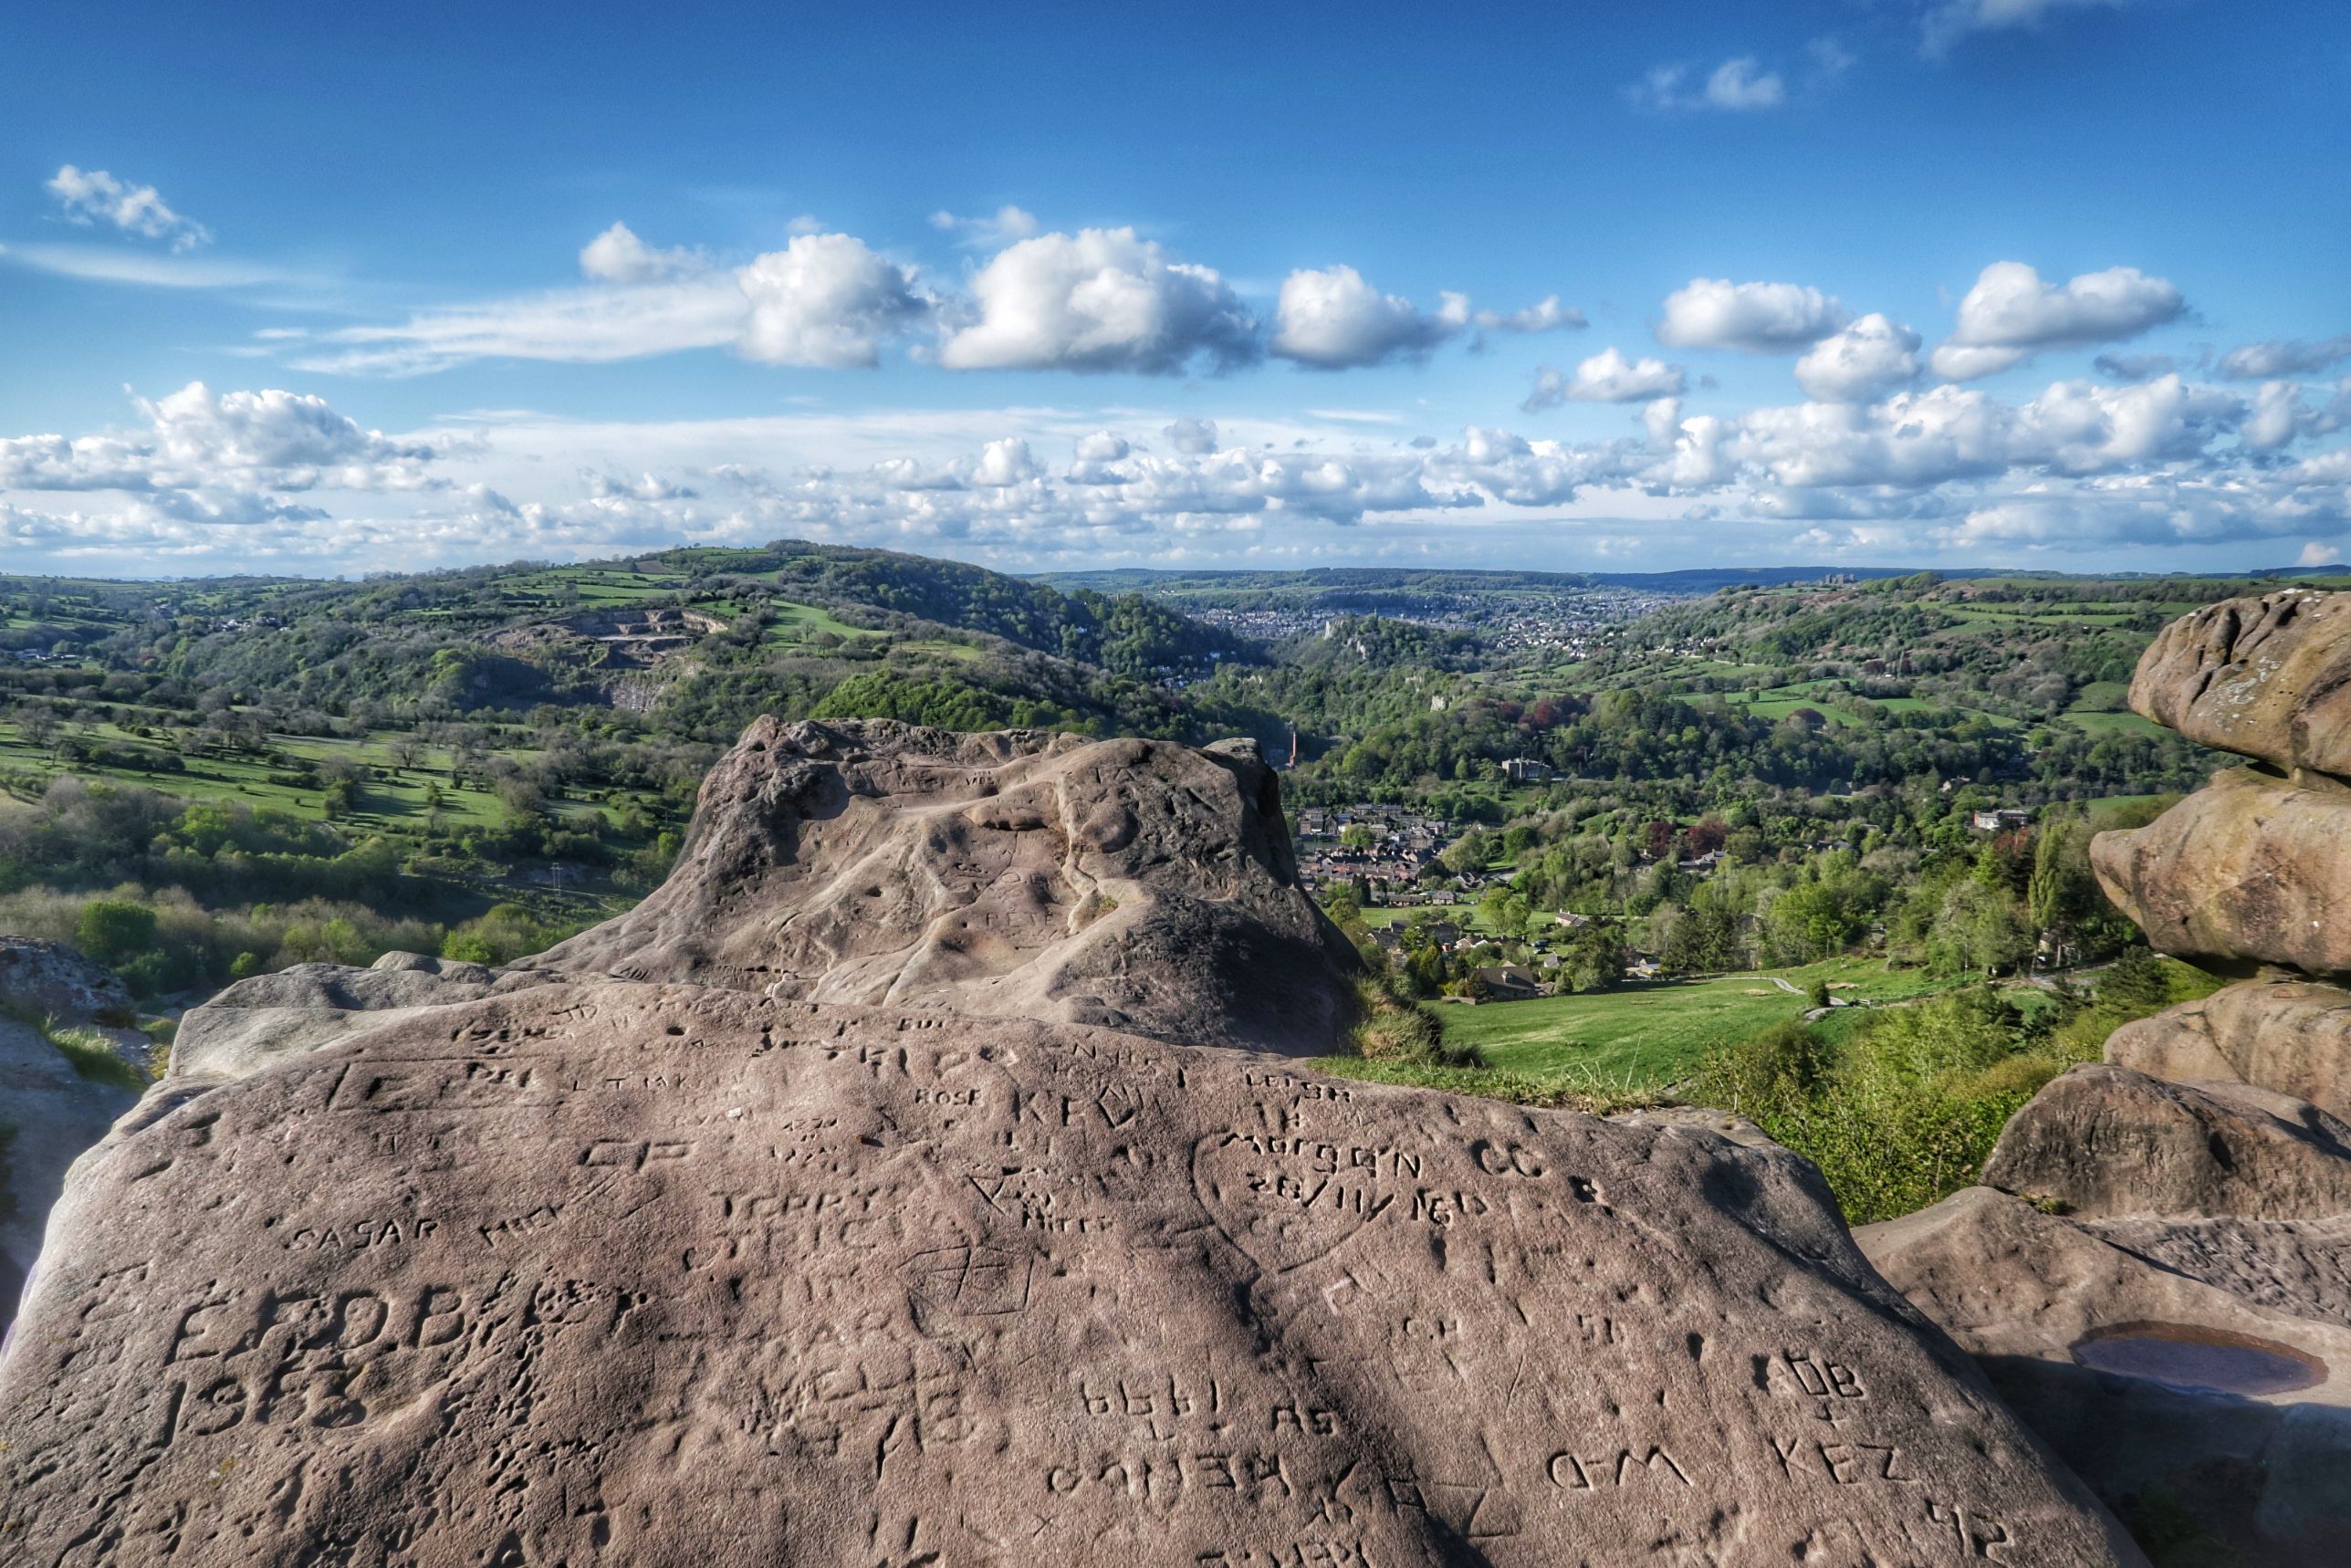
[1321,957,1965,1103]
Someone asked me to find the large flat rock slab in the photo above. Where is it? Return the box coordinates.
[0,985,2137,1566]
[2128,589,2351,778]
[2091,767,2351,978]
[515,718,1363,1054]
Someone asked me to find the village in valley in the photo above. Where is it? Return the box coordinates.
[1291,783,1632,1001]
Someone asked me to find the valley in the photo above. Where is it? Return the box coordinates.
[0,542,2322,1226]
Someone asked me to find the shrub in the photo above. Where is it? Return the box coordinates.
[1350,975,1482,1069]
[1687,970,2215,1225]
[74,897,156,967]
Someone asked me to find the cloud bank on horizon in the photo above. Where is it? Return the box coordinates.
[0,0,2343,578]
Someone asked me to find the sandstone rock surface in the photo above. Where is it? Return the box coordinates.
[1865,589,2351,1564]
[1861,1188,2351,1566]
[171,951,513,1087]
[1983,1063,2351,1222]
[516,718,1363,1054]
[2127,589,2351,777]
[2090,767,2351,977]
[0,980,2139,1566]
[2105,977,2351,1119]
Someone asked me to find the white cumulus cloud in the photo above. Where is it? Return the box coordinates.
[1931,260,2184,381]
[579,222,706,284]
[1523,348,1687,410]
[287,226,925,375]
[1270,266,1470,370]
[0,382,457,543]
[1795,314,1923,402]
[737,234,930,369]
[1472,295,1585,339]
[935,227,1259,375]
[1658,278,1849,352]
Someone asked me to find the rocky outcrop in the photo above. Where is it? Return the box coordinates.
[2106,977,2351,1119]
[171,951,511,1086]
[0,935,133,1025]
[1863,590,2351,1565]
[0,1017,140,1335]
[0,982,2139,1566]
[0,938,141,1333]
[1863,1188,2351,1562]
[1983,1065,2351,1222]
[0,719,2145,1565]
[2127,588,2351,778]
[516,718,1364,1054]
[2091,767,2351,978]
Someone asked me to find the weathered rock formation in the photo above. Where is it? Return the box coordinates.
[0,940,141,1333]
[170,951,508,1090]
[516,718,1364,1055]
[2091,766,2351,978]
[0,935,134,1025]
[2105,977,2351,1118]
[2127,588,2351,778]
[0,719,2143,1564]
[1862,591,2351,1565]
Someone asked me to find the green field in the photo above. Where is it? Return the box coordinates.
[1324,957,1962,1102]
[0,721,628,836]
[762,600,872,640]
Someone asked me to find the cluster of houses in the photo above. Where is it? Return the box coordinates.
[1292,804,1479,904]
[1356,911,1656,1001]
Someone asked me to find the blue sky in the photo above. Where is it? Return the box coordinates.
[3,0,2346,577]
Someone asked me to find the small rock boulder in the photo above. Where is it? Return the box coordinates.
[170,951,511,1085]
[2129,589,2351,778]
[2092,768,2351,978]
[0,936,133,1026]
[2106,977,2351,1118]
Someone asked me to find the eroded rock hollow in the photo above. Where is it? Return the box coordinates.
[0,720,2139,1564]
